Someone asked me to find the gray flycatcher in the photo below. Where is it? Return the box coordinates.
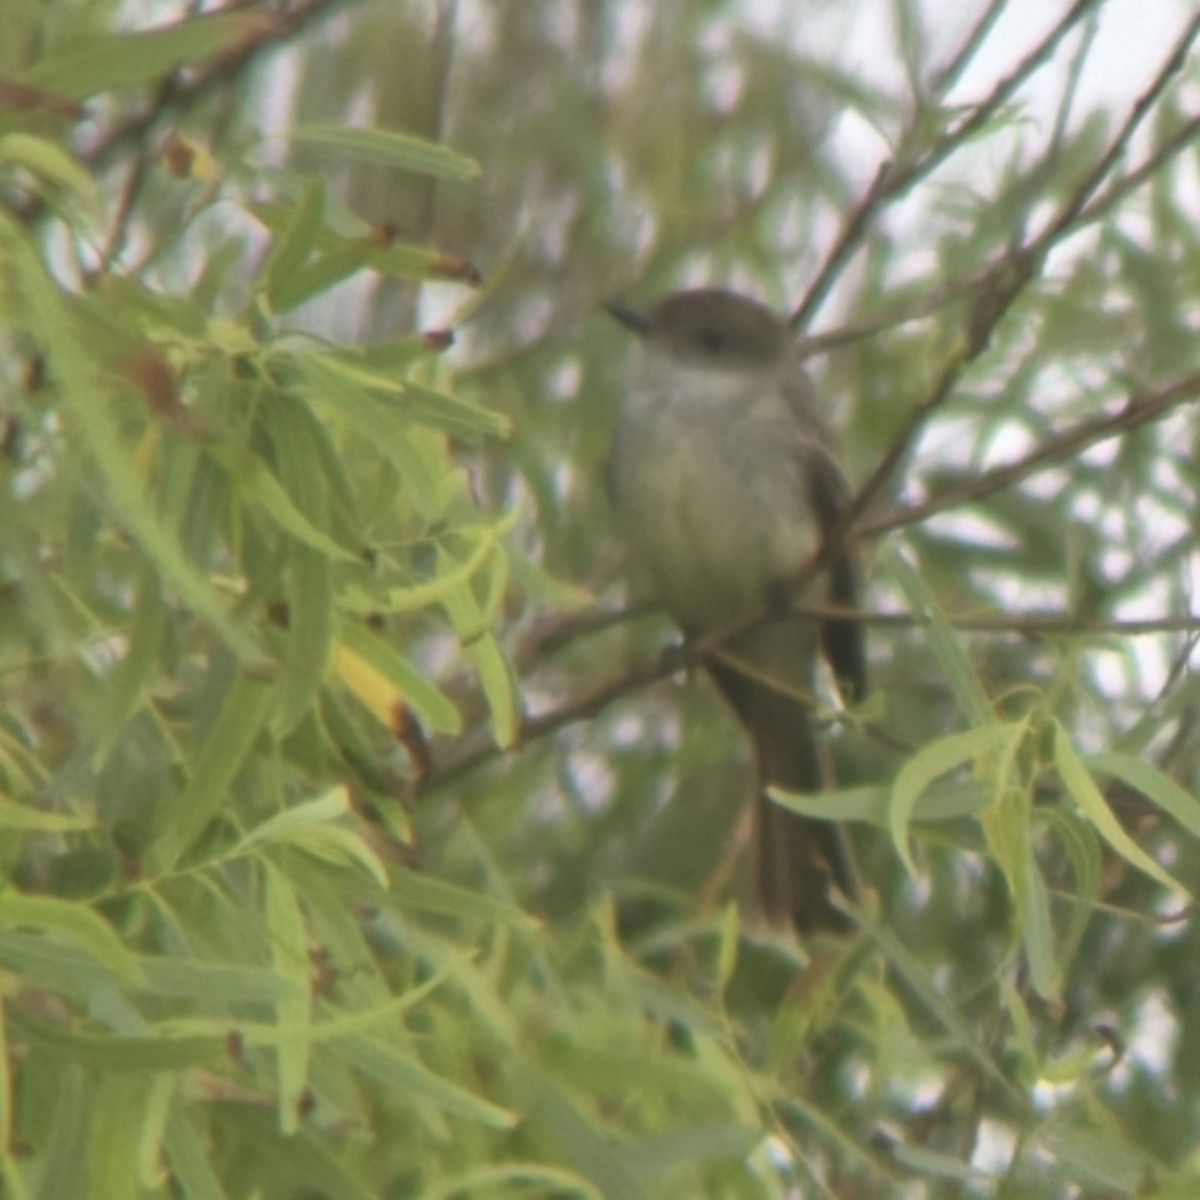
[607,288,866,935]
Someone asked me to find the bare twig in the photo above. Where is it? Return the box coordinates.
[788,160,892,331]
[788,0,1103,331]
[930,0,1011,96]
[862,369,1200,540]
[84,0,350,174]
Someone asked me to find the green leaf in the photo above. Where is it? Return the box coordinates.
[95,568,166,766]
[335,622,461,735]
[164,1110,225,1200]
[772,780,993,825]
[395,381,511,441]
[259,394,341,734]
[0,134,98,211]
[0,797,93,833]
[1042,1124,1153,1194]
[262,860,311,1136]
[89,1075,147,1200]
[887,545,993,725]
[390,867,539,929]
[237,787,350,851]
[263,179,326,313]
[888,723,1019,876]
[439,560,518,749]
[1053,721,1185,896]
[138,957,304,1006]
[289,125,482,182]
[0,892,142,984]
[1086,751,1200,844]
[0,215,263,664]
[222,452,356,563]
[861,917,1019,1099]
[25,13,264,99]
[158,672,276,868]
[293,353,446,519]
[10,1009,222,1070]
[1043,808,1101,969]
[1019,847,1058,999]
[340,1037,518,1129]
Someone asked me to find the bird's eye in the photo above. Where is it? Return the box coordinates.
[699,328,726,354]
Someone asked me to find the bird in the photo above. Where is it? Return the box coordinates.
[607,287,866,934]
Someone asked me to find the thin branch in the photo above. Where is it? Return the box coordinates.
[788,160,892,331]
[84,0,352,174]
[789,603,1200,637]
[862,368,1200,539]
[1076,110,1200,232]
[1030,10,1200,252]
[891,0,1104,204]
[788,0,1103,330]
[930,0,1010,96]
[794,12,1200,604]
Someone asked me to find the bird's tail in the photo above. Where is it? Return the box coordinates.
[707,656,856,935]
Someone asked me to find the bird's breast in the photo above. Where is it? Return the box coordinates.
[611,368,820,630]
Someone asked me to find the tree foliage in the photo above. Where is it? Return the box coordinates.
[2,1,1200,1197]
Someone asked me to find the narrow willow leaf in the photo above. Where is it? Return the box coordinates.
[0,133,98,210]
[36,1063,87,1200]
[164,1110,225,1200]
[27,13,263,99]
[290,125,481,182]
[1087,751,1200,843]
[264,179,326,312]
[355,521,515,615]
[225,453,355,563]
[171,967,450,1045]
[440,571,518,748]
[1019,848,1059,1000]
[396,381,511,441]
[237,787,349,851]
[862,918,1018,1098]
[88,1074,147,1200]
[335,623,461,734]
[138,957,304,1006]
[390,867,538,928]
[518,1069,650,1200]
[1053,721,1185,896]
[888,1142,991,1185]
[270,241,373,311]
[305,353,508,439]
[1041,1125,1152,1194]
[137,1074,175,1189]
[9,1009,222,1070]
[340,1037,518,1129]
[1042,808,1101,969]
[262,860,311,1136]
[424,1165,604,1200]
[277,825,388,890]
[295,354,445,518]
[0,216,262,663]
[0,797,93,833]
[887,546,993,725]
[714,902,739,997]
[260,395,340,733]
[889,723,1018,876]
[0,892,142,984]
[772,780,993,825]
[95,567,165,766]
[159,672,276,868]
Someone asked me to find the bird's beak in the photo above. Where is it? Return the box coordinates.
[605,301,651,336]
